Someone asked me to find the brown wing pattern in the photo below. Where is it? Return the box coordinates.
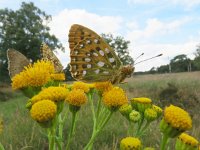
[68,24,122,82]
[7,49,30,78]
[40,43,63,73]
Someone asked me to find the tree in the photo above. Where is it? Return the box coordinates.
[193,44,200,70]
[101,33,134,65]
[0,2,63,81]
[170,54,190,72]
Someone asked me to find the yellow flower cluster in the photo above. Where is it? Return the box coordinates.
[144,108,157,122]
[12,60,55,90]
[131,97,152,104]
[164,105,192,130]
[120,137,142,150]
[31,86,69,104]
[152,105,163,116]
[66,89,87,106]
[50,73,65,81]
[103,87,128,107]
[72,81,90,93]
[178,133,199,146]
[94,81,113,93]
[30,100,57,122]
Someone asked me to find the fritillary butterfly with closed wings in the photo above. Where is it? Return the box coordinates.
[7,43,63,78]
[68,24,134,84]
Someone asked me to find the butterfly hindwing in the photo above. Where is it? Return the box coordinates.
[7,49,30,78]
[40,43,63,73]
[69,24,122,82]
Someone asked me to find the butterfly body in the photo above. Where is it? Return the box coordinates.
[68,24,134,84]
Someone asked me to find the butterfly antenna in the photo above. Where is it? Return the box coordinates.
[134,54,163,65]
[134,53,144,62]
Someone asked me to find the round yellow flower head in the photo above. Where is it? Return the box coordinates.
[119,104,132,116]
[131,97,152,113]
[31,86,69,104]
[50,73,65,81]
[30,100,57,123]
[144,108,157,122]
[120,137,142,150]
[72,81,90,93]
[152,105,163,117]
[129,110,141,122]
[103,87,128,108]
[94,81,113,94]
[12,60,55,90]
[66,89,87,106]
[175,133,199,150]
[160,105,192,138]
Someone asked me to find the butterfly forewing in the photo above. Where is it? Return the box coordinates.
[69,24,122,82]
[7,49,30,78]
[40,43,63,73]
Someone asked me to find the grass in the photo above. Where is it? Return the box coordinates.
[0,71,200,149]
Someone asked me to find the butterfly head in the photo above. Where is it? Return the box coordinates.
[119,65,134,82]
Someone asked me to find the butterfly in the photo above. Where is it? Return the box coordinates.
[68,24,134,84]
[7,43,63,78]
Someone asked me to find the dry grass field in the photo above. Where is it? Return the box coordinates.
[0,71,200,149]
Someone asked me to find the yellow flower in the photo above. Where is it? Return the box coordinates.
[164,105,192,130]
[175,133,199,150]
[129,110,141,122]
[160,105,192,138]
[120,137,142,150]
[12,60,55,90]
[103,87,128,108]
[152,105,163,117]
[66,89,87,106]
[31,86,69,104]
[119,104,132,116]
[94,81,113,93]
[131,97,152,104]
[30,100,57,122]
[131,97,152,113]
[144,108,157,122]
[72,81,90,93]
[50,73,65,81]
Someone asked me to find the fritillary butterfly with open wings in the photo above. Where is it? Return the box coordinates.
[68,24,134,84]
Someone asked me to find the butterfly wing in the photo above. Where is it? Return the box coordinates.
[40,43,63,73]
[7,49,30,78]
[68,24,122,82]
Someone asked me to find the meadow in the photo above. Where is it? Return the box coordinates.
[0,71,200,150]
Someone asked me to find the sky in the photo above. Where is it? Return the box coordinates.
[1,0,200,71]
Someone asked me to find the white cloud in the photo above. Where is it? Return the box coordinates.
[49,9,123,68]
[126,18,191,43]
[126,18,199,71]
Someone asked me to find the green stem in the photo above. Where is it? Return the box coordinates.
[136,114,144,136]
[56,114,63,149]
[137,121,150,137]
[160,134,169,150]
[127,121,133,136]
[0,142,5,150]
[48,127,56,150]
[84,111,113,150]
[96,96,102,121]
[66,111,77,150]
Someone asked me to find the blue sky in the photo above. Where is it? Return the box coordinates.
[1,0,200,71]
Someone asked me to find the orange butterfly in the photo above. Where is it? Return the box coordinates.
[68,24,134,84]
